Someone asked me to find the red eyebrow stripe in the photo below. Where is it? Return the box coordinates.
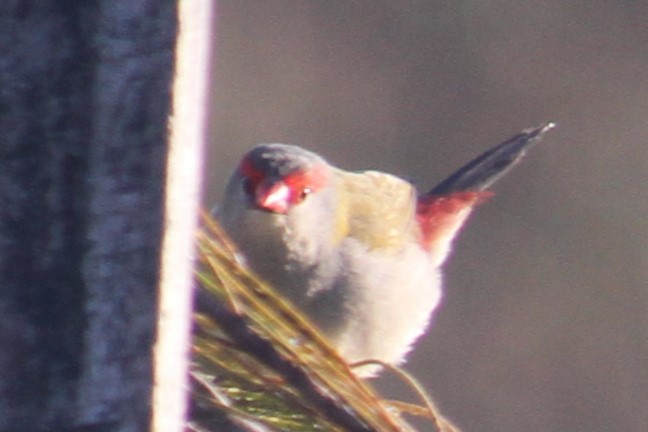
[281,163,329,193]
[239,155,264,183]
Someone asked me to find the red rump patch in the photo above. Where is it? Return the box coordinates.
[416,191,492,251]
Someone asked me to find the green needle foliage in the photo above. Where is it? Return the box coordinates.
[189,213,456,432]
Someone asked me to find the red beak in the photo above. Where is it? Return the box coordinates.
[255,181,292,214]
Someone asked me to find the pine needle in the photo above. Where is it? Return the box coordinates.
[190,211,454,431]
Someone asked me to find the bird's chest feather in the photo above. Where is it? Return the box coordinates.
[228,202,340,304]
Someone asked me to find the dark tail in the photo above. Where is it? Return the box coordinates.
[428,122,556,195]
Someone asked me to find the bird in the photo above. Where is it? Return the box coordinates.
[217,122,554,376]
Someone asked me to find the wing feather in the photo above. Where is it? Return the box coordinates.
[338,170,417,250]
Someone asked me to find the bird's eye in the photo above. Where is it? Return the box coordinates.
[298,187,312,202]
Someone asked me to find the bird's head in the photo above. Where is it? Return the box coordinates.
[220,143,344,284]
[237,144,332,214]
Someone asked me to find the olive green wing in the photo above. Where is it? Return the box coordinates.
[336,170,418,250]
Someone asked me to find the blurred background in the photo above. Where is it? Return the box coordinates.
[206,2,647,431]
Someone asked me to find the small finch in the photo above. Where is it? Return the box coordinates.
[218,123,554,375]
